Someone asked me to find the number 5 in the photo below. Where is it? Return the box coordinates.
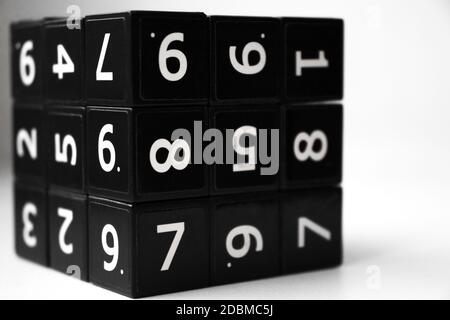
[157,222,185,271]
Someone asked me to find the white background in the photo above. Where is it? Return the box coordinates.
[0,0,450,299]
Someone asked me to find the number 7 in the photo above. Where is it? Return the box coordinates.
[157,222,185,271]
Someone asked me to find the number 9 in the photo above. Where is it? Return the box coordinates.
[229,42,266,75]
[101,224,119,272]
[226,225,263,259]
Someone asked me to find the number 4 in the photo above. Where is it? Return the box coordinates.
[157,222,185,271]
[52,44,75,79]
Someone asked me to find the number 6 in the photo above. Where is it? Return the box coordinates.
[158,32,187,82]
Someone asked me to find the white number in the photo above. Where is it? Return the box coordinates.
[52,44,75,79]
[298,217,331,248]
[22,202,37,248]
[16,128,37,160]
[157,222,185,271]
[226,225,263,259]
[232,126,257,172]
[96,33,113,81]
[55,134,77,166]
[293,130,328,162]
[149,139,190,173]
[101,224,119,272]
[229,42,266,75]
[57,208,73,255]
[98,124,116,172]
[158,32,187,82]
[295,50,329,76]
[19,40,36,86]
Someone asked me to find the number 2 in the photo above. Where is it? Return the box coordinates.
[157,222,185,271]
[57,208,73,255]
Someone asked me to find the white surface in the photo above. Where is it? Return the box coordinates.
[1,0,450,300]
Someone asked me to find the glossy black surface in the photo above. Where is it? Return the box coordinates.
[48,191,88,281]
[47,106,86,193]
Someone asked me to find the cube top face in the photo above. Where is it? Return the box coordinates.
[210,16,281,105]
[210,106,280,195]
[48,191,88,281]
[85,11,209,106]
[280,188,342,273]
[283,18,343,102]
[13,104,46,185]
[283,104,343,188]
[44,19,84,104]
[47,106,86,193]
[11,20,43,102]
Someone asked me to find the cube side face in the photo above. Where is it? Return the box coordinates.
[44,19,85,104]
[131,11,209,105]
[211,194,280,285]
[282,104,343,189]
[14,183,48,266]
[87,107,134,202]
[47,106,86,193]
[282,18,343,102]
[134,199,210,297]
[134,106,208,202]
[48,191,88,281]
[210,16,281,105]
[11,21,44,102]
[13,104,47,186]
[88,197,135,297]
[280,188,342,273]
[85,13,131,106]
[210,105,280,195]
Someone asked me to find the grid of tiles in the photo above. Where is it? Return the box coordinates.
[11,11,343,298]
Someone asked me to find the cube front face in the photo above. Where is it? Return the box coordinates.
[283,18,343,102]
[14,183,48,266]
[49,192,88,281]
[13,105,46,185]
[135,107,208,200]
[47,106,86,193]
[211,17,280,104]
[11,22,43,102]
[44,19,84,103]
[87,107,132,200]
[210,106,280,195]
[88,198,134,297]
[280,188,342,273]
[283,104,343,188]
[211,195,279,284]
[134,12,209,104]
[136,201,209,297]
